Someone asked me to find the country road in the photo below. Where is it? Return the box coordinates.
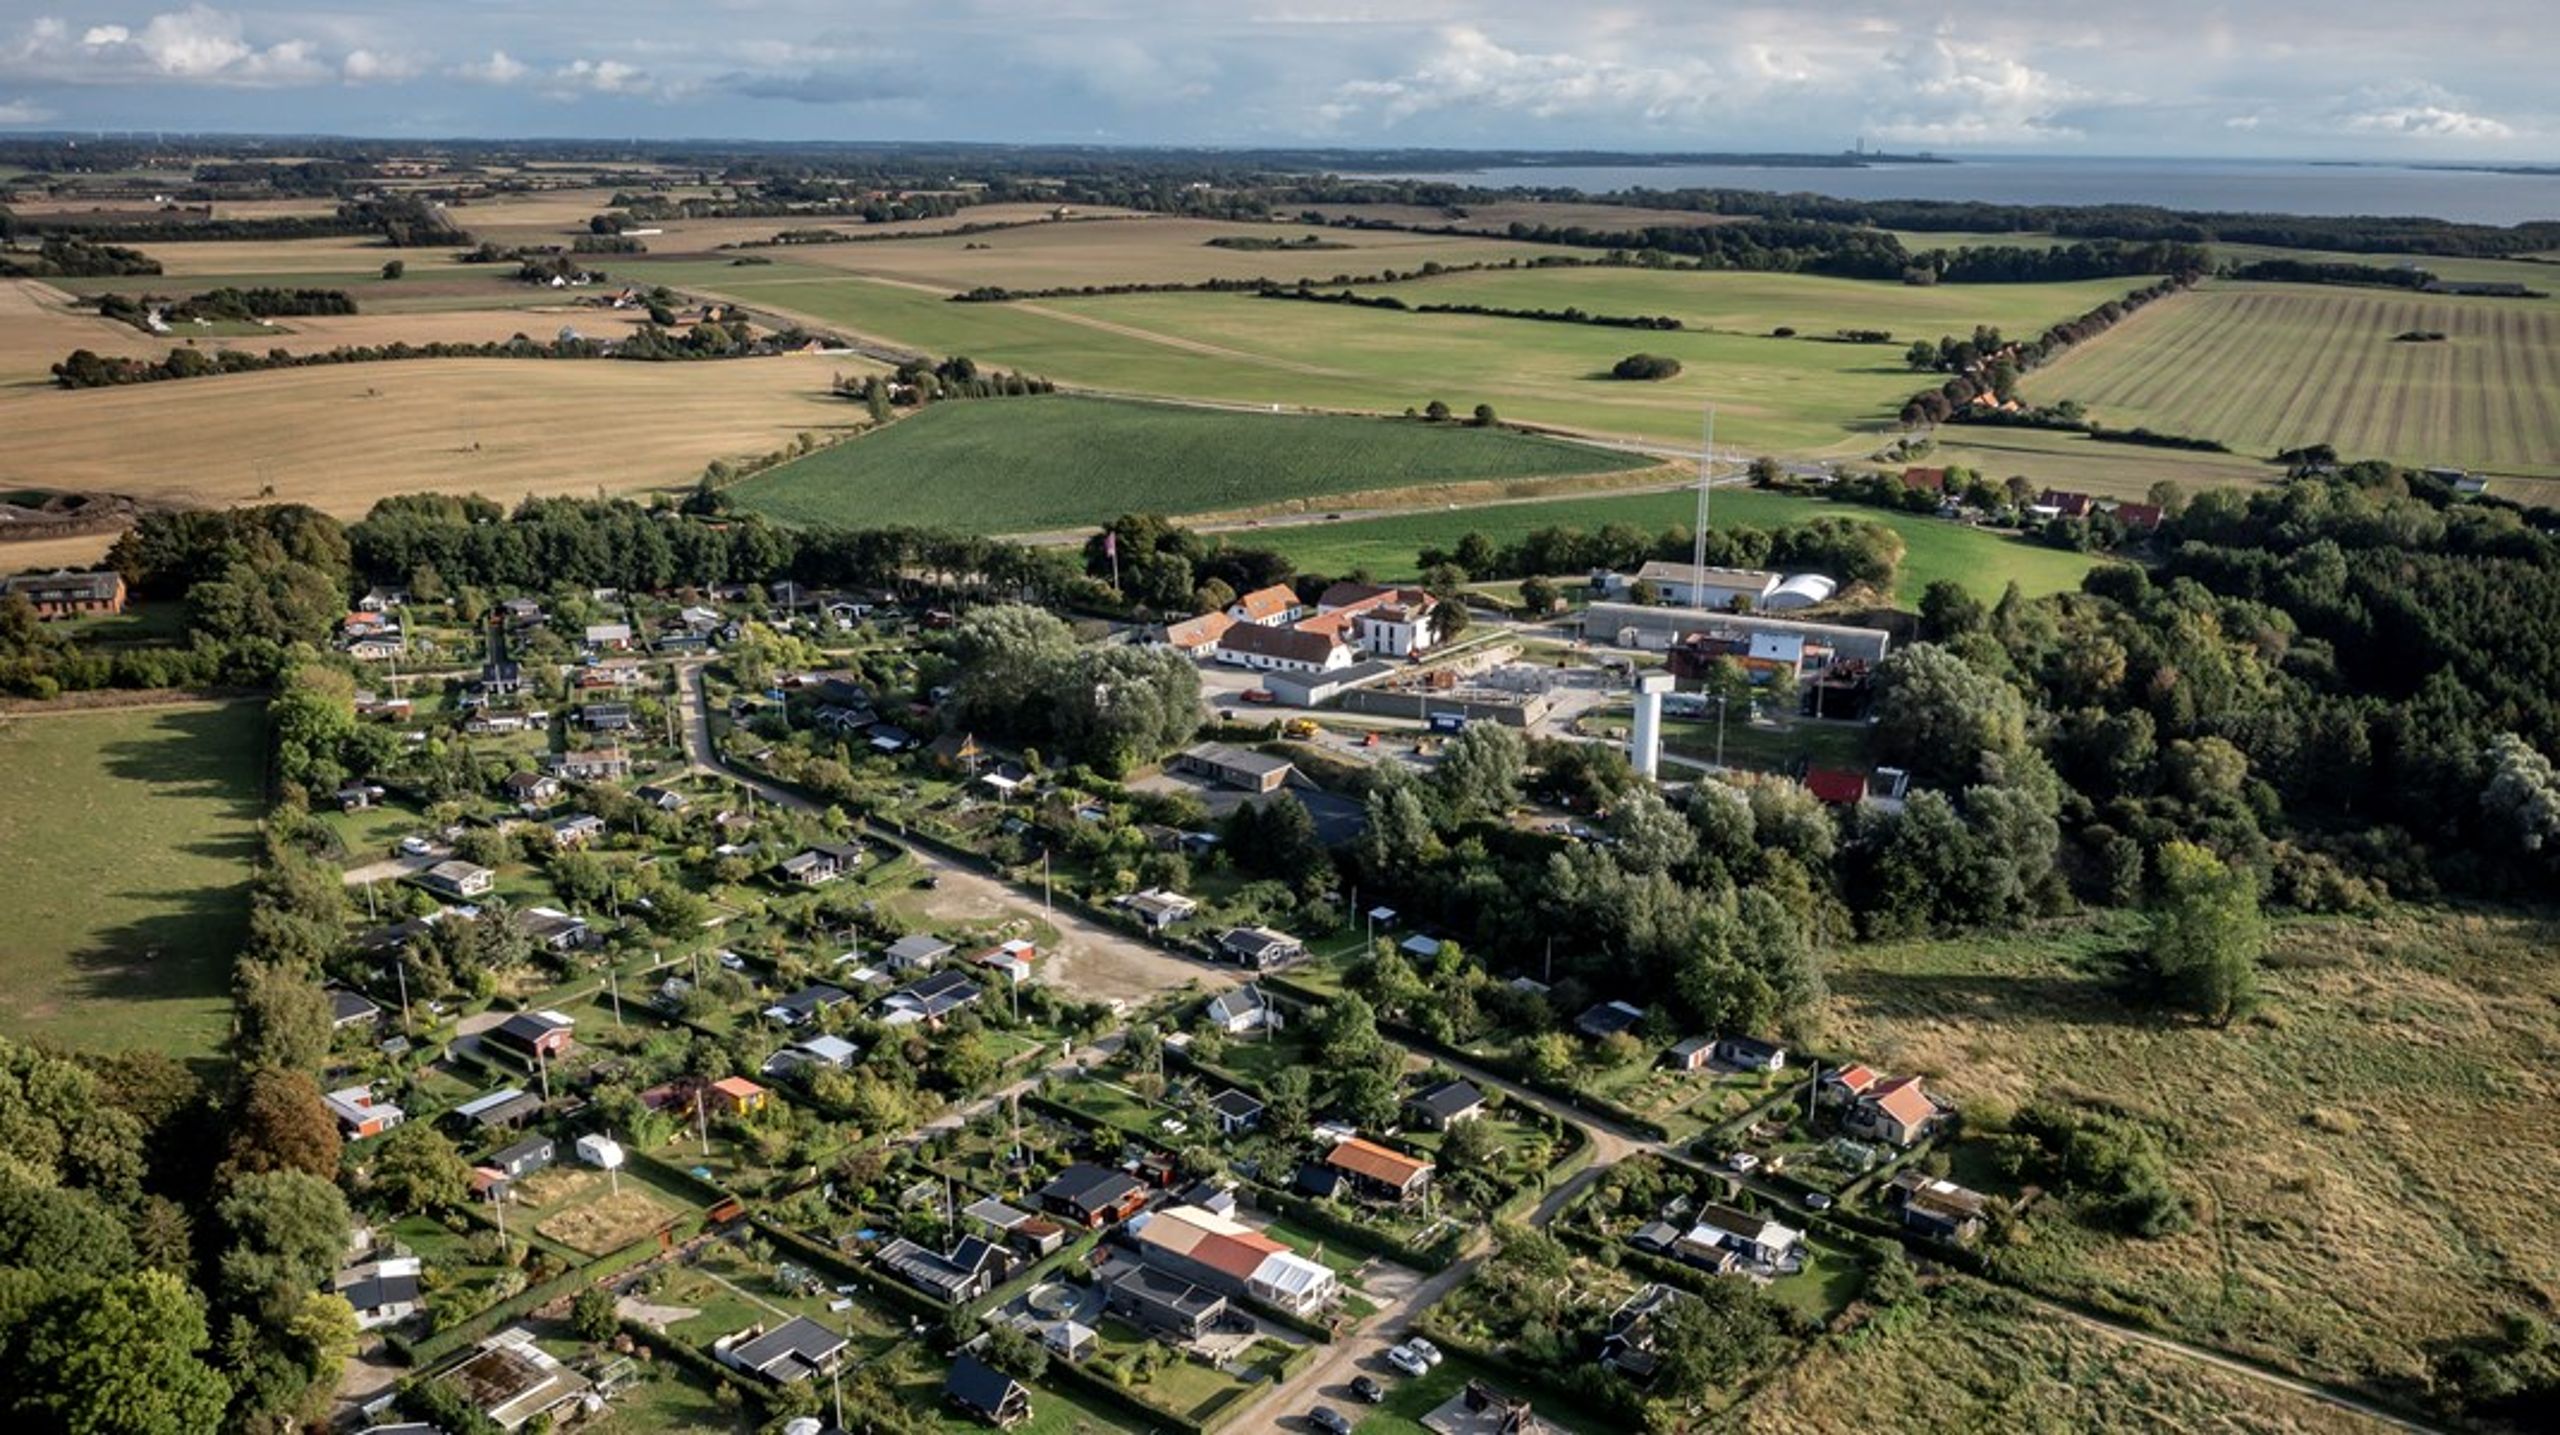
[675,664,1231,1008]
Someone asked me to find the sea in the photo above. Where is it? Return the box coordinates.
[1368,155,2560,227]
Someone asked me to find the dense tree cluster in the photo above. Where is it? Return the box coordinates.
[0,236,162,276]
[1897,274,2199,428]
[941,605,1201,774]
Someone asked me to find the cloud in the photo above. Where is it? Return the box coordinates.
[544,58,655,97]
[341,48,422,84]
[1864,35,2083,144]
[1324,25,1731,128]
[452,50,529,85]
[2334,82,2514,140]
[0,96,50,123]
[8,6,331,86]
[714,67,924,106]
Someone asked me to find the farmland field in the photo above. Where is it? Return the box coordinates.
[1823,907,2560,1398]
[1730,1279,2390,1433]
[2023,281,2560,476]
[727,394,1651,532]
[665,259,2169,458]
[0,700,265,1059]
[0,355,873,551]
[1242,484,2103,603]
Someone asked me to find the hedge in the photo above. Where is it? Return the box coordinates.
[400,1228,679,1366]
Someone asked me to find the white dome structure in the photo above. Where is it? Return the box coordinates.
[1763,573,1838,611]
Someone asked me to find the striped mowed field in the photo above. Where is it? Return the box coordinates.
[2024,281,2560,477]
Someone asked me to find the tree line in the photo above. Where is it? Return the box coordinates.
[93,286,358,330]
[49,318,810,389]
[1897,274,2199,428]
[1254,285,1684,329]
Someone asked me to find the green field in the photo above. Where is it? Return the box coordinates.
[1244,485,2103,604]
[728,394,1650,532]
[653,258,2161,456]
[2025,281,2560,477]
[0,701,265,1058]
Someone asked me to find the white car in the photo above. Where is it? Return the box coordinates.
[1726,1151,1762,1174]
[1405,1337,1443,1368]
[1384,1345,1430,1378]
[398,836,435,856]
[718,951,748,972]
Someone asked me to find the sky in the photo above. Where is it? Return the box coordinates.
[0,1,2553,159]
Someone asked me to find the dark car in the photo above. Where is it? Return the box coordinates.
[1310,1409,1354,1435]
[1350,1375,1385,1404]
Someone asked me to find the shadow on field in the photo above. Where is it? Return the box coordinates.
[1826,966,2152,1029]
[62,705,260,1015]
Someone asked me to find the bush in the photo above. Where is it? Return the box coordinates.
[1610,353,1682,381]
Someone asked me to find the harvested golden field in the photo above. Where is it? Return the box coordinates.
[1728,1280,2391,1434]
[1825,908,2560,1399]
[0,280,166,386]
[0,278,676,386]
[0,355,873,521]
[773,214,1557,290]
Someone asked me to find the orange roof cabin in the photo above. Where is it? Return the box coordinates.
[2040,489,2095,519]
[1851,1075,1942,1147]
[1323,1137,1435,1205]
[709,1076,771,1117]
[1899,467,1949,494]
[2112,501,2165,531]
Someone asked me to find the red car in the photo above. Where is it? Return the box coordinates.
[1241,689,1278,705]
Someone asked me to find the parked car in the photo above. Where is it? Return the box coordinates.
[1310,1407,1353,1435]
[1385,1344,1430,1378]
[1241,688,1278,705]
[1350,1376,1385,1404]
[1405,1337,1443,1368]
[1802,1191,1835,1211]
[398,836,434,856]
[1726,1151,1761,1174]
[718,951,747,972]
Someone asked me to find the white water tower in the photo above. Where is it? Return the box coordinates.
[1631,672,1674,780]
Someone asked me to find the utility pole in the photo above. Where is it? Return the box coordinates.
[695,1087,710,1157]
[607,966,624,1029]
[395,954,412,1030]
[536,1045,551,1103]
[1692,405,1716,611]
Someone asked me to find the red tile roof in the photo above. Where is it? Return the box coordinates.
[1231,584,1298,622]
[1867,1075,1936,1129]
[1326,1137,1432,1189]
[1165,611,1235,648]
[1219,622,1346,666]
[1901,467,1949,492]
[1828,1064,1880,1096]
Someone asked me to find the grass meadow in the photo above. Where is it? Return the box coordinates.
[2025,281,2560,477]
[1730,1279,2391,1433]
[1821,907,2560,1398]
[1244,484,2104,604]
[727,394,1649,533]
[0,700,265,1058]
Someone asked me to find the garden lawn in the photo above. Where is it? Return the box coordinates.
[728,394,1647,534]
[1822,907,2560,1399]
[1249,485,2102,606]
[0,699,265,1058]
